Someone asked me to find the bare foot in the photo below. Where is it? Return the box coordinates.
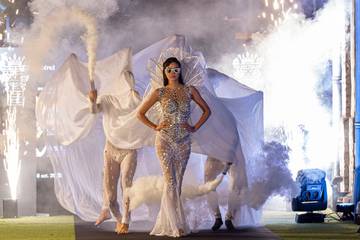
[115,223,129,234]
[115,222,122,234]
[118,223,129,234]
[95,209,111,226]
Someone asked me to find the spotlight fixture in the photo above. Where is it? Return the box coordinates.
[292,168,327,223]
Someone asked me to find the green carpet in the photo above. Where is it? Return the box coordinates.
[0,215,75,240]
[266,222,360,240]
[262,209,360,239]
[1,215,359,240]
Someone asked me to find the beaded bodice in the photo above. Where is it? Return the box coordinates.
[158,86,191,142]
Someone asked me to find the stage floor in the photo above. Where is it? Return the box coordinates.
[75,217,279,240]
[1,211,359,239]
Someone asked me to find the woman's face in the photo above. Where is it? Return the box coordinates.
[165,62,180,82]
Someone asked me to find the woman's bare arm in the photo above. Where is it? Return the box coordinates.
[190,86,211,131]
[137,89,161,130]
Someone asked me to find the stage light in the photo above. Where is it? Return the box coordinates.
[354,168,360,227]
[356,202,360,234]
[291,168,327,223]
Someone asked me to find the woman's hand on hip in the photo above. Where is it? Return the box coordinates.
[181,123,196,133]
[156,121,169,131]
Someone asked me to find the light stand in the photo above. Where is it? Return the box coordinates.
[3,199,18,218]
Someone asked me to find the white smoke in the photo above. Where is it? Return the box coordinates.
[29,0,119,20]
[248,141,300,209]
[17,0,121,85]
[206,0,349,210]
[13,0,349,212]
[225,0,347,176]
[19,0,264,82]
[125,175,224,211]
[22,7,98,84]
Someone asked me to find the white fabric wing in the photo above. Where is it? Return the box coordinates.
[36,54,97,145]
[37,35,265,228]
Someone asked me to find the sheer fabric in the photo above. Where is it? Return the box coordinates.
[36,35,264,229]
[103,141,137,224]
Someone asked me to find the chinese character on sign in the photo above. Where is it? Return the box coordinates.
[0,52,29,106]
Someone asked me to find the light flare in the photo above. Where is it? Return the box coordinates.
[262,0,300,28]
[3,107,21,200]
[233,0,347,175]
[0,52,29,200]
[273,0,280,10]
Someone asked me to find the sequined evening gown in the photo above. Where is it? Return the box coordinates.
[150,86,192,237]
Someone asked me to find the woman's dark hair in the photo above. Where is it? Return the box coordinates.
[162,57,184,86]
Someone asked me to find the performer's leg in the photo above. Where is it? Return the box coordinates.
[118,150,137,233]
[95,168,111,226]
[225,163,247,231]
[103,147,122,230]
[176,142,191,196]
[151,135,189,236]
[204,157,224,231]
[173,140,191,236]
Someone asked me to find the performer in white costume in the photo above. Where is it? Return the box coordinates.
[36,35,265,231]
[137,57,211,237]
[88,85,138,234]
[205,157,237,231]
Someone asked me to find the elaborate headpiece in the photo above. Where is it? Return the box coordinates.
[147,47,206,90]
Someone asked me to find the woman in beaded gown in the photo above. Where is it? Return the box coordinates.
[137,57,211,237]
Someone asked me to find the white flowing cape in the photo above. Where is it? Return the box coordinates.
[36,35,264,228]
